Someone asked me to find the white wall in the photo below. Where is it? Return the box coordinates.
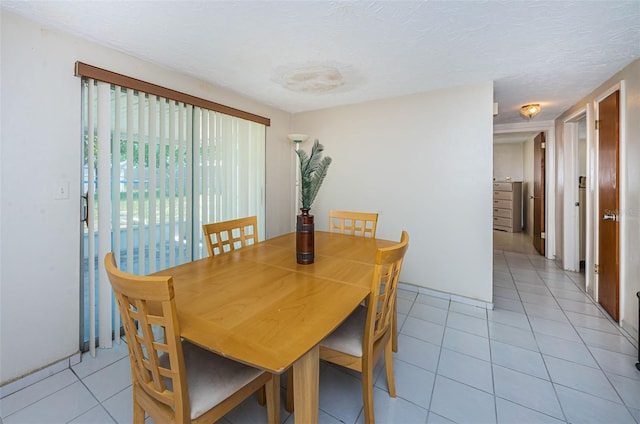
[578,118,587,177]
[555,59,640,341]
[292,82,494,304]
[493,143,524,182]
[0,11,293,384]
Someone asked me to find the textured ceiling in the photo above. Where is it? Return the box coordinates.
[2,1,639,125]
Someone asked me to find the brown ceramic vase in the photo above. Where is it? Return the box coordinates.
[296,208,314,264]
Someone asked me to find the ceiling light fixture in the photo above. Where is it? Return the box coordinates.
[520,104,541,119]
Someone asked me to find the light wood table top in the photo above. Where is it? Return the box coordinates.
[153,231,395,423]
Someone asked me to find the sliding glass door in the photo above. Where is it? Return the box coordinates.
[80,79,265,353]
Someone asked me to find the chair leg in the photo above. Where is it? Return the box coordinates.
[265,374,281,424]
[384,340,396,397]
[257,387,266,405]
[285,369,294,412]
[362,363,375,424]
[132,394,145,424]
[392,301,398,352]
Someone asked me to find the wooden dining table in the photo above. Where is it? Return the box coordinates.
[152,230,396,423]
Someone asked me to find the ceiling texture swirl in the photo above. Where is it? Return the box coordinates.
[3,1,639,126]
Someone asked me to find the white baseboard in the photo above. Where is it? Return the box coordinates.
[398,282,494,310]
[0,352,81,398]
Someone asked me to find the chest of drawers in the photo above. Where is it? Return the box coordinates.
[493,181,522,232]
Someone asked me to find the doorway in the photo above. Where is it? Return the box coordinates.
[562,111,588,273]
[577,118,587,272]
[493,127,554,258]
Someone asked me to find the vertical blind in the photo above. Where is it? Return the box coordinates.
[82,79,266,356]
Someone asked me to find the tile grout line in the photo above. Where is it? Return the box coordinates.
[505,250,638,421]
[496,249,569,422]
[422,295,450,421]
[0,370,81,421]
[526,252,571,423]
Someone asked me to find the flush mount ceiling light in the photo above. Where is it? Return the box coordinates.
[520,104,541,119]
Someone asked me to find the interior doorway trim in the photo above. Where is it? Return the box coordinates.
[494,121,556,260]
[562,108,588,273]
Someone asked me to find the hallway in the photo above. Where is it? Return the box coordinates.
[493,229,541,256]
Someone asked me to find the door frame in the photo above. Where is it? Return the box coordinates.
[594,81,627,323]
[494,121,556,260]
[562,108,588,273]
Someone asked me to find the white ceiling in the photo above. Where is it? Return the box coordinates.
[2,1,639,126]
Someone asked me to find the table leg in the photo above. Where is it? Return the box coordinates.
[292,345,319,424]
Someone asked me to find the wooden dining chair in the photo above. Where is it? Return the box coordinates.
[328,210,378,238]
[328,210,399,352]
[285,231,409,422]
[104,252,280,424]
[320,231,408,423]
[202,216,258,257]
[201,215,271,405]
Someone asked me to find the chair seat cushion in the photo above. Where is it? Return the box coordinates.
[161,341,264,419]
[320,305,367,357]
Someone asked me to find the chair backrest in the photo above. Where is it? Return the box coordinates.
[328,210,378,238]
[104,252,191,422]
[365,231,409,348]
[202,216,258,257]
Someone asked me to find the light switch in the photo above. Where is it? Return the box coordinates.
[54,181,70,200]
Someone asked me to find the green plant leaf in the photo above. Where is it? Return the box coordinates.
[295,139,331,210]
[307,156,332,208]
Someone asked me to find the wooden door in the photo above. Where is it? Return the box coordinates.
[597,91,620,321]
[533,132,545,255]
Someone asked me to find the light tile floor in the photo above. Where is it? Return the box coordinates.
[2,232,639,423]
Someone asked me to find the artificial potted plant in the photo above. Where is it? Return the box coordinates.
[295,139,332,264]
